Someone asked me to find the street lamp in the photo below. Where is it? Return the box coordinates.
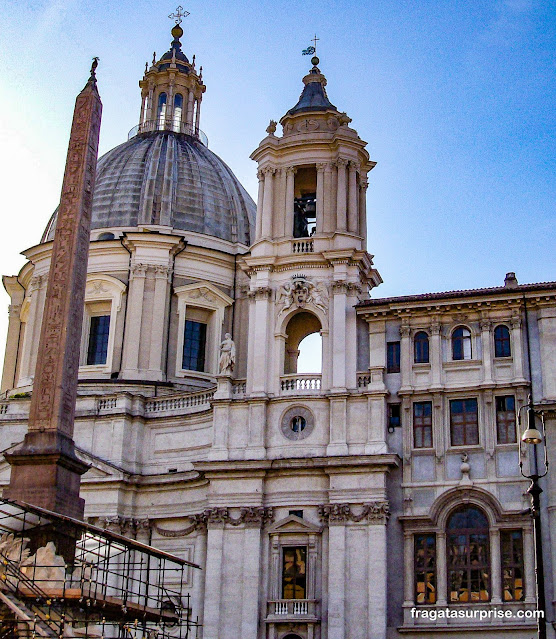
[519,395,549,639]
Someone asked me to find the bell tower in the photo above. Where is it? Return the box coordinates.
[250,55,376,254]
[242,55,382,432]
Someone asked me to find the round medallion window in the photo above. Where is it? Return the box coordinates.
[281,406,314,441]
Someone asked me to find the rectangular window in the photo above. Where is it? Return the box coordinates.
[388,404,401,430]
[448,528,490,602]
[501,530,525,601]
[496,396,516,444]
[414,534,436,604]
[450,398,479,446]
[282,546,307,600]
[87,315,110,365]
[413,401,433,448]
[387,341,401,373]
[182,320,207,372]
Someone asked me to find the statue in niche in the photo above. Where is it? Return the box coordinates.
[219,333,236,375]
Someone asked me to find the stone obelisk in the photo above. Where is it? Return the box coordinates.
[5,61,102,521]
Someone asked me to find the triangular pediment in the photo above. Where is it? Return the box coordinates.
[175,282,233,308]
[268,514,322,534]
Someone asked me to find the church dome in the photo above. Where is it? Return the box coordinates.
[42,131,256,245]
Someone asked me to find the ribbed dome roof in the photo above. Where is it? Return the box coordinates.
[42,131,256,246]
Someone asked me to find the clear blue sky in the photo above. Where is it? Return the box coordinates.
[0,0,555,362]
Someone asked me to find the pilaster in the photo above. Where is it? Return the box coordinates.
[335,158,348,232]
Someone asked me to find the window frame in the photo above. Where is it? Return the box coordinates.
[449,397,479,446]
[447,506,490,603]
[451,326,472,361]
[182,319,208,372]
[79,275,125,376]
[413,401,433,448]
[501,529,525,602]
[387,341,401,373]
[414,533,437,605]
[87,314,111,366]
[495,395,517,444]
[174,283,233,379]
[413,331,430,364]
[281,545,308,600]
[494,324,512,358]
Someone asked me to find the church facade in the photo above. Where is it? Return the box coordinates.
[0,20,555,639]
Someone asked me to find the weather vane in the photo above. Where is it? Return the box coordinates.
[169,6,189,25]
[302,34,319,56]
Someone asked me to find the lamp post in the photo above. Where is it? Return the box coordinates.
[519,395,549,639]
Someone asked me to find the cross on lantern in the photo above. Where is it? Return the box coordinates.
[169,6,190,25]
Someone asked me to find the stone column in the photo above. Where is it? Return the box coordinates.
[328,395,348,456]
[278,168,287,236]
[523,526,536,603]
[510,313,526,382]
[240,526,263,637]
[400,323,412,392]
[1,302,22,393]
[186,90,195,127]
[323,163,334,233]
[316,163,326,234]
[285,167,296,238]
[5,63,101,523]
[18,276,43,386]
[480,318,493,384]
[336,158,348,232]
[490,528,502,604]
[430,320,442,388]
[327,522,346,639]
[194,98,202,134]
[331,281,347,390]
[347,161,359,233]
[261,167,275,238]
[202,521,225,638]
[249,286,272,395]
[368,522,388,639]
[359,177,368,247]
[255,169,265,240]
[403,532,414,608]
[147,265,171,379]
[436,532,448,605]
[121,263,147,378]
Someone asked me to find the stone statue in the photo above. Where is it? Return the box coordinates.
[219,333,236,375]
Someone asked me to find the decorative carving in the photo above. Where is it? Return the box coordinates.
[295,118,319,133]
[153,507,274,536]
[249,286,272,301]
[479,319,492,331]
[335,157,349,168]
[277,275,328,314]
[261,166,276,176]
[338,112,352,125]
[359,178,369,190]
[266,119,277,135]
[131,263,148,277]
[348,160,360,171]
[400,324,411,338]
[510,315,522,329]
[7,304,21,318]
[430,321,441,335]
[318,501,390,524]
[219,333,236,375]
[188,287,217,303]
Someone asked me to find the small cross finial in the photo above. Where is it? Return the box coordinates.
[312,34,319,52]
[169,5,190,25]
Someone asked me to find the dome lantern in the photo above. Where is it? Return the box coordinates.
[135,11,206,141]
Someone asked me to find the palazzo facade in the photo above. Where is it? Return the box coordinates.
[0,20,555,639]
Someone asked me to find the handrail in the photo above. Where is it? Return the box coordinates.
[128,119,209,147]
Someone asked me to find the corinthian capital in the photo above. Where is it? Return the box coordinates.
[261,166,276,176]
[335,157,349,168]
[348,160,360,172]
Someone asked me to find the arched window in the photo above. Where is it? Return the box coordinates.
[447,506,490,602]
[173,93,183,132]
[452,326,472,360]
[494,324,511,358]
[414,331,429,363]
[157,92,167,129]
[284,312,322,375]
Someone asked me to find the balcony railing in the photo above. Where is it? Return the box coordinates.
[280,374,322,394]
[267,599,318,618]
[292,239,314,254]
[128,119,209,147]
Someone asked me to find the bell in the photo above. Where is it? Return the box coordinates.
[521,427,543,445]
